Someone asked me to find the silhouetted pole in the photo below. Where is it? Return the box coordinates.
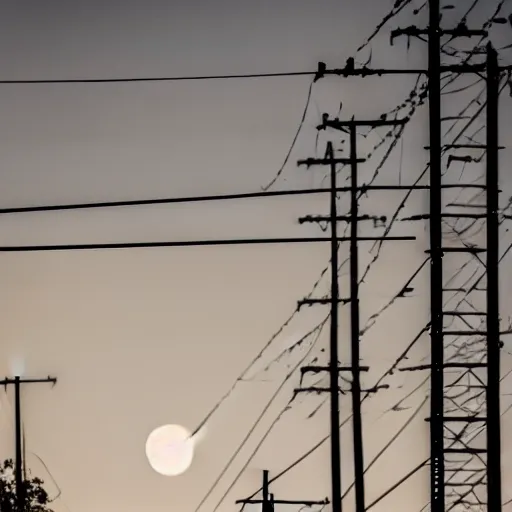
[296,145,366,512]
[262,470,273,512]
[348,125,364,512]
[14,377,23,511]
[427,1,444,511]
[320,118,409,512]
[327,141,343,512]
[0,375,57,512]
[485,42,502,512]
[236,470,328,512]
[296,121,412,512]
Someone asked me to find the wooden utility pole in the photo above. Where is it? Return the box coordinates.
[236,470,328,512]
[0,375,57,512]
[485,42,502,512]
[327,140,342,512]
[427,3,445,511]
[296,116,414,512]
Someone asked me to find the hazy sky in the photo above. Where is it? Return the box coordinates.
[0,1,510,512]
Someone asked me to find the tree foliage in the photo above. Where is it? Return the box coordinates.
[0,459,53,512]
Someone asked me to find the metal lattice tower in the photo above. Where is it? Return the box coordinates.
[394,26,505,512]
[434,44,502,512]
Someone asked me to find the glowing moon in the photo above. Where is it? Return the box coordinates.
[145,424,195,476]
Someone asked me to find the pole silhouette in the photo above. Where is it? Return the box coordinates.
[485,43,502,512]
[0,375,57,512]
[296,116,412,512]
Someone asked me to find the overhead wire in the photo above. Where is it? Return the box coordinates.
[340,396,429,501]
[0,71,315,84]
[366,459,429,510]
[261,80,314,191]
[0,188,361,215]
[355,0,416,53]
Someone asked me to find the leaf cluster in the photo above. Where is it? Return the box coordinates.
[0,459,53,512]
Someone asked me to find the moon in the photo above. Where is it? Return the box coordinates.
[145,424,195,476]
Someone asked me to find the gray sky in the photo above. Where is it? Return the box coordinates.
[0,1,511,512]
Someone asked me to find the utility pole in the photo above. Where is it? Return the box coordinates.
[236,470,328,512]
[295,115,414,512]
[296,143,358,512]
[485,42,502,512]
[349,123,364,512]
[0,375,57,512]
[427,4,444,510]
[327,140,342,512]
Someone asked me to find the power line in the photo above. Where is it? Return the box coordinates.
[366,460,429,511]
[340,396,429,503]
[261,79,314,191]
[0,184,485,217]
[0,66,429,86]
[0,70,315,84]
[0,236,414,253]
[0,185,448,216]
